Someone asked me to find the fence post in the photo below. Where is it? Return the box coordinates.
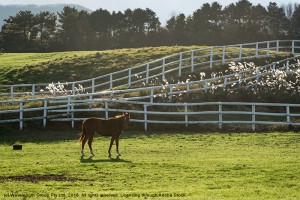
[286,105,290,125]
[71,99,74,129]
[222,46,226,64]
[256,67,260,83]
[146,63,149,85]
[210,47,213,69]
[89,95,93,109]
[128,68,132,87]
[239,44,243,60]
[72,83,75,95]
[10,85,14,102]
[267,41,270,56]
[162,58,165,80]
[191,50,194,72]
[144,105,148,131]
[184,103,188,128]
[110,73,113,90]
[218,103,222,130]
[169,86,173,102]
[105,101,109,119]
[223,76,228,89]
[252,104,256,132]
[286,60,290,72]
[255,42,259,57]
[292,40,295,54]
[32,84,36,99]
[272,62,276,72]
[92,78,95,93]
[276,40,279,52]
[19,101,23,130]
[43,99,47,128]
[67,97,70,117]
[187,83,190,92]
[179,53,182,77]
[150,89,154,103]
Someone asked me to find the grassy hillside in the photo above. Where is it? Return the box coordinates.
[0,46,204,85]
[0,131,299,199]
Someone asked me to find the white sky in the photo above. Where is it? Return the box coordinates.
[0,0,298,24]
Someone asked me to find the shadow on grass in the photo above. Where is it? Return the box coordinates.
[0,128,80,145]
[80,155,132,163]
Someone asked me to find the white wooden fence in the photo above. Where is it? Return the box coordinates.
[1,98,300,131]
[1,40,299,101]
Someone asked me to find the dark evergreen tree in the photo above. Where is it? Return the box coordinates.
[35,11,57,50]
[1,11,37,52]
[88,8,112,49]
[57,6,81,50]
[267,2,289,39]
[291,5,300,39]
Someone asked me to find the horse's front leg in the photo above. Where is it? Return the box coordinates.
[108,137,115,157]
[116,136,121,156]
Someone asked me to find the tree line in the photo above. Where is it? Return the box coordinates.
[0,0,300,52]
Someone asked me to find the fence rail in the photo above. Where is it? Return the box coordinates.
[1,40,299,101]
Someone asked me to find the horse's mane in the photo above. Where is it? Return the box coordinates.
[113,114,124,119]
[107,114,125,121]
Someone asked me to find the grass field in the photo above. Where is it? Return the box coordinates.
[0,46,205,85]
[0,130,299,199]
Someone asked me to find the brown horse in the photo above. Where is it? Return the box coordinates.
[78,112,130,157]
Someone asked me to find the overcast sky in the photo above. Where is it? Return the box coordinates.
[0,0,298,24]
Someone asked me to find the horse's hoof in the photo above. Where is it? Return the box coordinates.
[90,150,95,156]
[117,153,122,156]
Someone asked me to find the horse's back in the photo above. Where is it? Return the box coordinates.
[83,117,102,133]
[83,115,126,136]
[100,117,124,136]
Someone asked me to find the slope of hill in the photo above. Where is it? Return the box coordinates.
[0,46,204,85]
[0,4,92,27]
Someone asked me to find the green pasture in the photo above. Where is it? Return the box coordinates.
[0,46,205,85]
[0,131,299,199]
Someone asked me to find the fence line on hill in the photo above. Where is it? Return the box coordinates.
[0,56,299,104]
[1,40,299,101]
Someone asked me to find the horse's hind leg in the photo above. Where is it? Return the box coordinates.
[108,137,115,157]
[88,135,95,156]
[81,135,88,156]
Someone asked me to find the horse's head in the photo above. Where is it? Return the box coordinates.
[123,112,130,129]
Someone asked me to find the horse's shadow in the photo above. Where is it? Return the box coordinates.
[80,155,132,163]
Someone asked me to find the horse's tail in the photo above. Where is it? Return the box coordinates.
[78,121,86,143]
